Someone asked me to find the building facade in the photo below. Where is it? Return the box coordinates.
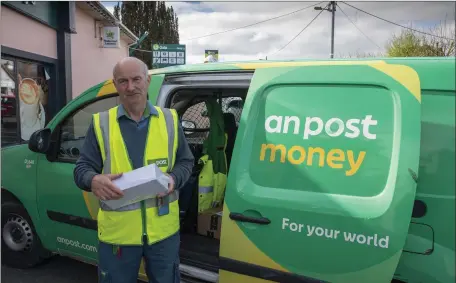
[1,1,137,146]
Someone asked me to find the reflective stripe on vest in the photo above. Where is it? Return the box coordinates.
[92,105,179,245]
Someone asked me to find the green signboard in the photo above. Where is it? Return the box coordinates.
[151,43,186,68]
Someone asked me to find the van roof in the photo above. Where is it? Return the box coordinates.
[147,56,455,75]
[82,57,455,99]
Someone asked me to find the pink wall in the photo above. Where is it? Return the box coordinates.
[71,6,130,98]
[0,6,57,59]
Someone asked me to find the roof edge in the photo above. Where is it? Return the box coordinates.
[84,1,138,42]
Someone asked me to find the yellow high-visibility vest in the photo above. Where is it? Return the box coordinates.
[92,105,179,245]
[198,134,228,212]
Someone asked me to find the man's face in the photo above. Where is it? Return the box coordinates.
[113,61,150,106]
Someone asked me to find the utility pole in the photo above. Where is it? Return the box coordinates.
[315,1,337,58]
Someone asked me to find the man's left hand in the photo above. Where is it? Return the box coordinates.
[157,174,175,197]
[167,174,175,193]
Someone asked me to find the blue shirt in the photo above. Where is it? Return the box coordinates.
[73,101,195,191]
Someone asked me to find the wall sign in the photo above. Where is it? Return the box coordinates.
[102,26,120,48]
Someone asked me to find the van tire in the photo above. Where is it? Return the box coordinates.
[1,200,50,268]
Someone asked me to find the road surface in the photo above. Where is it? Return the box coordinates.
[1,256,193,283]
[2,256,103,283]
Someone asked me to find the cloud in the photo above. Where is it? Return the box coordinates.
[101,1,118,19]
[102,1,455,64]
[102,1,118,10]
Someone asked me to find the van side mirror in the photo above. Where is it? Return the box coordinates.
[28,128,51,153]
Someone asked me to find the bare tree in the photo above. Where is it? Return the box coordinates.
[426,20,455,56]
[338,51,384,58]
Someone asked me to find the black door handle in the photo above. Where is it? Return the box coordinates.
[229,212,271,225]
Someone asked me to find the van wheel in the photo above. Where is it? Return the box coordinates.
[1,201,50,268]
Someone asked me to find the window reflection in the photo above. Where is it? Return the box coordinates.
[1,58,18,146]
[1,58,51,145]
[17,61,50,141]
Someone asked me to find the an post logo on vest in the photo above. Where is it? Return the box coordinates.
[148,158,168,167]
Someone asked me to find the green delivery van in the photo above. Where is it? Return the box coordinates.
[1,57,455,283]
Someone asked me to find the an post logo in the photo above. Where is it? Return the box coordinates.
[148,158,168,167]
[259,115,378,176]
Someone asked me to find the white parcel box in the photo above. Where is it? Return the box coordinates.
[101,163,170,210]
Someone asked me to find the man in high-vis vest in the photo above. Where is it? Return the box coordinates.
[74,57,194,283]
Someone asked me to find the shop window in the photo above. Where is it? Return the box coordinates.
[58,96,120,162]
[16,60,51,142]
[1,59,18,146]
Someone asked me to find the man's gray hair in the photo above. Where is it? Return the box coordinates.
[113,57,148,79]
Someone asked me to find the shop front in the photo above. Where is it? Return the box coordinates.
[1,1,63,146]
[1,1,137,146]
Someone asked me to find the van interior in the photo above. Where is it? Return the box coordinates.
[168,87,248,273]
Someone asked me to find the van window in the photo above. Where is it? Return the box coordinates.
[181,101,209,145]
[223,97,243,119]
[181,97,244,144]
[58,96,119,162]
[182,101,209,130]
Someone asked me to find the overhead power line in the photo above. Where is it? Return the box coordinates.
[341,2,454,41]
[268,4,328,57]
[336,3,382,50]
[180,1,325,41]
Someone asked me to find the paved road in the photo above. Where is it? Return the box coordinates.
[2,256,102,283]
[1,256,191,283]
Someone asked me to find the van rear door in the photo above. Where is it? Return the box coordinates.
[219,62,422,283]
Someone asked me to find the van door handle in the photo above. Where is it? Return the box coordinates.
[229,212,271,225]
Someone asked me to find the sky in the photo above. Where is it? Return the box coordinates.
[101,1,455,64]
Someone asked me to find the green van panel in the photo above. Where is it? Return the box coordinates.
[221,63,422,283]
[148,74,165,104]
[403,223,434,255]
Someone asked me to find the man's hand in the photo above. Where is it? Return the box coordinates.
[91,173,124,201]
[157,174,175,197]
